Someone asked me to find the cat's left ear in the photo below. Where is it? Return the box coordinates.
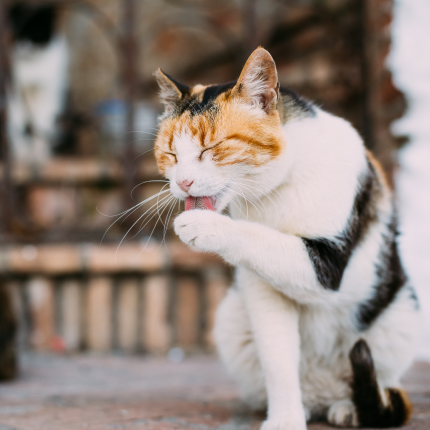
[234,47,279,113]
[154,69,190,114]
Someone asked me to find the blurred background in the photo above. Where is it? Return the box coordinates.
[0,0,429,381]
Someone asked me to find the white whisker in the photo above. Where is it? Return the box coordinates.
[136,194,173,230]
[135,196,177,258]
[133,147,155,161]
[116,194,173,257]
[130,195,175,240]
[239,179,283,223]
[131,180,169,200]
[99,188,171,243]
[160,197,179,248]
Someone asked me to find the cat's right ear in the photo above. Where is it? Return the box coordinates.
[233,47,279,113]
[154,69,189,114]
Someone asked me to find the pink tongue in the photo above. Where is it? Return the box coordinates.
[185,196,215,211]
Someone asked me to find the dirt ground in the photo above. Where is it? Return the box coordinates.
[0,353,429,430]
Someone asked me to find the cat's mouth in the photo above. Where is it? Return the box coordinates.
[184,186,229,212]
[185,196,217,211]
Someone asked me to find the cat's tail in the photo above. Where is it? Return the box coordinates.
[349,339,412,428]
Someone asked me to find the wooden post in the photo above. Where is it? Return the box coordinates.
[117,277,139,352]
[86,277,113,352]
[6,280,28,350]
[142,275,170,353]
[175,277,200,350]
[204,269,229,349]
[60,280,82,352]
[0,281,18,380]
[120,0,138,228]
[0,2,14,235]
[27,277,55,351]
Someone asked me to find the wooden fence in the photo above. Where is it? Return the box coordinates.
[1,242,230,354]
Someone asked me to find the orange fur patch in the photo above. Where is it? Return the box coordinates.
[394,388,413,424]
[154,86,285,175]
[366,149,390,190]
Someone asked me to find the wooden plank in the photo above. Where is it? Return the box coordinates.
[168,242,223,269]
[86,244,164,273]
[204,269,229,349]
[5,245,81,275]
[26,277,55,351]
[175,277,200,350]
[0,242,225,275]
[117,278,139,353]
[60,280,82,351]
[5,281,26,349]
[142,275,170,354]
[86,277,112,352]
[0,156,158,185]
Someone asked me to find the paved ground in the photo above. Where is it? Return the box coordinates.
[0,354,429,430]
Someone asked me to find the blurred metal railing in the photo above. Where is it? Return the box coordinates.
[0,1,14,237]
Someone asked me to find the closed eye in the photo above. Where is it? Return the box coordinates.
[165,152,177,162]
[199,140,224,160]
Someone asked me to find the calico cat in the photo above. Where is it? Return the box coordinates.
[7,3,69,163]
[153,48,419,429]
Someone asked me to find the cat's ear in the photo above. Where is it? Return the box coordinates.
[234,47,279,113]
[154,69,189,114]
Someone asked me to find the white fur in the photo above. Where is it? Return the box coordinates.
[242,64,274,109]
[327,399,358,427]
[7,36,69,163]
[166,107,419,429]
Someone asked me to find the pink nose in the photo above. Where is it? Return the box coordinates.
[177,179,193,192]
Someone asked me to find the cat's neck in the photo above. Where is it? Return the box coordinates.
[229,107,367,237]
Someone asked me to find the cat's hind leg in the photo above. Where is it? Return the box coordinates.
[214,287,267,411]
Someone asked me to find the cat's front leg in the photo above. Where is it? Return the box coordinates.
[240,269,307,430]
[175,209,331,305]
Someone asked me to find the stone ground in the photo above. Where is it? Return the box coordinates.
[0,354,429,430]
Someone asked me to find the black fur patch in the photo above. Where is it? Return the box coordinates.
[356,216,408,330]
[161,71,191,96]
[349,339,410,428]
[302,238,349,291]
[175,81,236,117]
[8,3,57,46]
[167,78,314,120]
[279,87,315,118]
[303,159,378,290]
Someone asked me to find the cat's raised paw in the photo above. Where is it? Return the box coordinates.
[174,209,231,253]
[327,399,358,428]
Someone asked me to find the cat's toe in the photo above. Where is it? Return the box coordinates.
[327,399,358,428]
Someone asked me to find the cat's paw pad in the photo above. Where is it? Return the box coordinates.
[260,419,307,430]
[173,209,229,252]
[327,399,358,428]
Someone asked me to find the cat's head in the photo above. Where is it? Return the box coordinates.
[154,47,286,213]
[8,3,57,47]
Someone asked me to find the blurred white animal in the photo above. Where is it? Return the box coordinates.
[7,3,69,163]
